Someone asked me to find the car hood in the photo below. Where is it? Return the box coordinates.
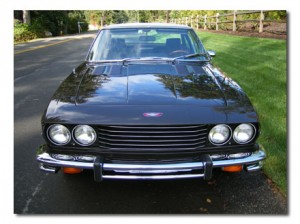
[76,63,226,106]
[44,62,258,124]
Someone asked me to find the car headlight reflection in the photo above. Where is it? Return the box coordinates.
[47,124,71,145]
[73,125,96,146]
[233,123,255,144]
[209,124,231,145]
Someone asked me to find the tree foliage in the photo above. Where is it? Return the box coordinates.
[14,10,286,43]
[66,11,88,34]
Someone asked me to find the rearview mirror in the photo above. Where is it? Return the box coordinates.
[139,36,156,41]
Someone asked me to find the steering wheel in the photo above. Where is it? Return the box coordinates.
[169,50,189,57]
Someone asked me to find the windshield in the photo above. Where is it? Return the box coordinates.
[87,28,206,61]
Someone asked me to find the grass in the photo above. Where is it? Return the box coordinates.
[197,31,287,195]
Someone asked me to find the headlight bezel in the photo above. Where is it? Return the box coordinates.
[72,125,97,146]
[47,124,71,146]
[233,123,256,144]
[208,123,258,146]
[208,124,232,146]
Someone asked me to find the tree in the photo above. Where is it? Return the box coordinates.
[165,10,171,23]
[84,10,114,27]
[67,11,88,34]
[23,10,31,25]
[127,10,139,22]
[112,11,129,24]
[30,11,67,36]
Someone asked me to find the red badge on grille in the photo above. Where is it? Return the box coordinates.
[143,112,163,117]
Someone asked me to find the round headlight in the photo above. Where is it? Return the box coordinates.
[73,125,96,146]
[48,124,71,145]
[209,124,231,145]
[233,123,255,144]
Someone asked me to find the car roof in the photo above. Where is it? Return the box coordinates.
[102,23,192,30]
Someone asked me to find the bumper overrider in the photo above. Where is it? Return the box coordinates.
[36,144,266,182]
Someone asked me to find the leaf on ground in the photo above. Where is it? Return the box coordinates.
[199,207,208,212]
[206,198,212,203]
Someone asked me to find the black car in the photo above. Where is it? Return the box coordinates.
[36,23,266,181]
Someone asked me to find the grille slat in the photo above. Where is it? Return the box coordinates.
[106,125,204,129]
[99,132,207,139]
[99,129,207,135]
[98,125,208,150]
[99,136,206,143]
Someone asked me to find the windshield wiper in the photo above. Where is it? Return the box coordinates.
[122,57,173,65]
[172,53,209,62]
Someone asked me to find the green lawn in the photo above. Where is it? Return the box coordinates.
[197,31,287,195]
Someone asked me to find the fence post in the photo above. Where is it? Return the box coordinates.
[259,10,264,33]
[185,17,188,26]
[204,15,207,30]
[196,15,199,30]
[216,13,219,31]
[233,10,237,32]
[190,16,193,28]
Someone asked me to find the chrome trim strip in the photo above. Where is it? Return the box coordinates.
[245,161,264,172]
[103,162,204,171]
[39,163,59,173]
[112,169,193,174]
[212,150,266,167]
[36,148,266,179]
[102,174,205,180]
[37,152,94,169]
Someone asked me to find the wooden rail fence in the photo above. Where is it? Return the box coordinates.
[159,10,286,34]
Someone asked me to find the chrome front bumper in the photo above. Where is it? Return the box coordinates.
[36,146,266,181]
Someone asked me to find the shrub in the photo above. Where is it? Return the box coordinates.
[67,19,88,34]
[67,11,89,34]
[14,19,45,43]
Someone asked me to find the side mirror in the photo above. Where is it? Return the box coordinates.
[207,50,216,57]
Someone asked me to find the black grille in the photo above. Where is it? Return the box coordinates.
[98,125,208,150]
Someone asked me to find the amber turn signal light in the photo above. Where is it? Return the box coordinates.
[222,165,243,172]
[63,167,83,174]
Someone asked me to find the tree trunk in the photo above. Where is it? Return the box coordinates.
[63,11,68,34]
[166,10,170,23]
[23,10,31,25]
[101,11,105,27]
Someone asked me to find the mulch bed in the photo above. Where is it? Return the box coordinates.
[202,29,286,40]
[199,22,287,40]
